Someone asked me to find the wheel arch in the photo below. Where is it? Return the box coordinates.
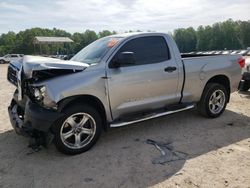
[57,95,108,130]
[203,75,231,102]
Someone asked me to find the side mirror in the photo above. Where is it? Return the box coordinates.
[110,51,135,68]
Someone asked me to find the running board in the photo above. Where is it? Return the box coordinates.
[110,104,195,128]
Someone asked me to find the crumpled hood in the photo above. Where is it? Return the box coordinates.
[22,55,89,78]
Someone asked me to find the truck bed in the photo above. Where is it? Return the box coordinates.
[180,53,241,103]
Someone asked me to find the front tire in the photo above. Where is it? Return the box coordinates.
[198,83,228,118]
[53,104,102,155]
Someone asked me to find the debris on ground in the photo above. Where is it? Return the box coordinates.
[26,138,42,155]
[227,122,234,126]
[146,139,188,165]
[134,138,140,142]
[84,178,94,183]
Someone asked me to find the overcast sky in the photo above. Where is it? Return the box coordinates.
[0,0,249,34]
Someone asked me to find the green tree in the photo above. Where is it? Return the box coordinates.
[80,30,98,48]
[98,30,112,38]
[237,21,250,48]
[0,31,16,55]
[220,19,242,49]
[0,19,250,56]
[173,27,197,52]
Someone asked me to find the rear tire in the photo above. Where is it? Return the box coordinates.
[53,104,102,155]
[198,83,228,118]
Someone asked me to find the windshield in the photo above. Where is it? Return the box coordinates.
[71,37,123,65]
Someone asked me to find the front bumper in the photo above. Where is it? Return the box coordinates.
[8,103,31,136]
[8,97,63,136]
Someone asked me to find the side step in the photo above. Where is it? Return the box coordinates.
[110,104,195,128]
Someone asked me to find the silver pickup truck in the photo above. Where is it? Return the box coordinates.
[8,32,243,154]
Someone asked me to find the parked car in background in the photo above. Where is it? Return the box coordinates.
[222,51,231,55]
[231,50,240,55]
[239,57,250,91]
[188,49,250,56]
[0,54,24,64]
[45,54,75,60]
[238,50,248,56]
[64,54,75,60]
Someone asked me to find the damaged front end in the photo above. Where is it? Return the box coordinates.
[8,92,62,148]
[7,55,88,148]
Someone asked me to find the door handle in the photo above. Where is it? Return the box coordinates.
[164,66,177,72]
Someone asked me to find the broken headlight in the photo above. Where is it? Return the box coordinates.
[32,86,46,101]
[30,86,57,109]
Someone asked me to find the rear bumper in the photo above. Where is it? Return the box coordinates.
[8,98,63,136]
[238,72,250,90]
[242,72,250,81]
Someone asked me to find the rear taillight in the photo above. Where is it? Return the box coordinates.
[238,57,245,68]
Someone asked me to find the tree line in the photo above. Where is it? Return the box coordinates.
[0,28,117,56]
[173,19,250,52]
[0,19,249,56]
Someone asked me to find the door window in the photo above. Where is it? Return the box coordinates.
[115,36,170,66]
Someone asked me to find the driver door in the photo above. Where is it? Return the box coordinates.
[107,36,180,120]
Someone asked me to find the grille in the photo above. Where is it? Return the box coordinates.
[7,65,18,86]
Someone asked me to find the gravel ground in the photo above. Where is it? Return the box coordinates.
[0,64,250,188]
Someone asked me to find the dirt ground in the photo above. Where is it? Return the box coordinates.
[0,64,250,188]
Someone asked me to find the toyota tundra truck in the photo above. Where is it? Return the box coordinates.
[7,32,244,155]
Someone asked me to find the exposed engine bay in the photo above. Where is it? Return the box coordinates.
[8,55,88,102]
